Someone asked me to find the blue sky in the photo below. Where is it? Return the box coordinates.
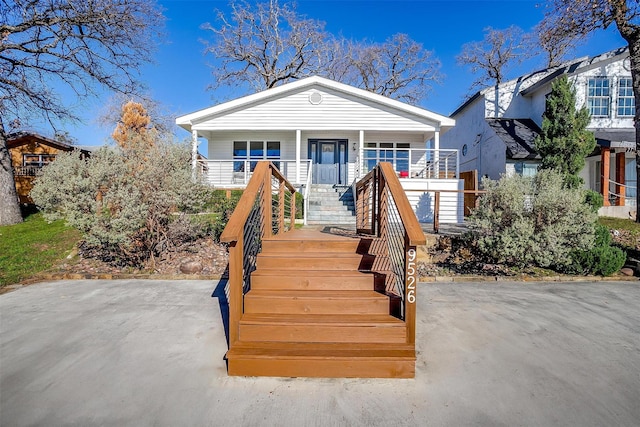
[44,0,625,155]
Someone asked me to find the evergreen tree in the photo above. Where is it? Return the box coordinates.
[534,75,596,188]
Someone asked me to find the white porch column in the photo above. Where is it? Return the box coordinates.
[433,129,440,177]
[359,130,364,179]
[191,129,198,182]
[296,129,301,184]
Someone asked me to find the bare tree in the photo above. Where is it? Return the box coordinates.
[0,0,164,225]
[202,0,331,91]
[203,1,441,105]
[457,25,533,91]
[534,21,582,68]
[539,0,640,221]
[331,34,442,105]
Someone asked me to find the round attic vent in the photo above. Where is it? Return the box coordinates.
[308,91,323,105]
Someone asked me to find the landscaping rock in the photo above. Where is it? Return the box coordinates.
[179,261,203,274]
[620,267,635,276]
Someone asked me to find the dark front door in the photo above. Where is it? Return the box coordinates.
[309,139,347,185]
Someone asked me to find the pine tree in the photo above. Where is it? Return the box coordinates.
[534,75,596,188]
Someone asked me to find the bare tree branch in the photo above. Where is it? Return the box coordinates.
[328,33,442,105]
[0,0,165,225]
[203,1,441,105]
[457,25,532,91]
[202,0,329,91]
[0,0,165,125]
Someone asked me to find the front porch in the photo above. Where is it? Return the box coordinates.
[195,147,460,188]
[194,147,464,225]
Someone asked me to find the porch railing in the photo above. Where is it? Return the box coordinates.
[360,148,459,179]
[13,166,43,176]
[219,161,297,345]
[355,162,426,344]
[197,159,311,187]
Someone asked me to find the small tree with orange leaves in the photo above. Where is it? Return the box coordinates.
[112,101,154,150]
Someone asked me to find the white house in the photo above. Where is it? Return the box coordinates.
[176,76,463,223]
[440,47,636,216]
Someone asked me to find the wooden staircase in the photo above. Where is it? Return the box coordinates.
[225,229,416,378]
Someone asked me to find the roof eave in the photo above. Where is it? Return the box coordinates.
[175,76,455,130]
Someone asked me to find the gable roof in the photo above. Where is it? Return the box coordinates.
[7,131,92,155]
[451,46,629,117]
[176,75,455,131]
[520,46,628,96]
[486,118,541,160]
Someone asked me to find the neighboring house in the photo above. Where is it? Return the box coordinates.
[440,46,636,216]
[7,132,91,204]
[176,76,463,223]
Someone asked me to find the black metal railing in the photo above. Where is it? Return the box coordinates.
[355,162,425,343]
[220,162,297,346]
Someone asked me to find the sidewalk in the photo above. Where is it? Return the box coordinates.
[1,279,639,426]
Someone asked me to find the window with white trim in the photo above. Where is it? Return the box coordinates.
[617,77,635,117]
[23,153,56,167]
[363,142,410,174]
[233,140,280,172]
[587,77,610,117]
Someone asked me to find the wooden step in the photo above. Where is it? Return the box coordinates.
[250,269,375,291]
[243,290,390,315]
[256,252,364,270]
[262,237,360,253]
[239,313,406,343]
[262,229,360,253]
[226,342,415,378]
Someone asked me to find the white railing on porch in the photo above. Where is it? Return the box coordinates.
[360,148,459,179]
[196,149,458,188]
[196,159,312,187]
[13,166,43,177]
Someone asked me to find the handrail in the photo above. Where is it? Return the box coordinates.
[378,163,426,247]
[355,162,425,345]
[220,161,297,345]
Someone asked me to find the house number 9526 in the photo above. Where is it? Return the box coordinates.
[407,248,416,304]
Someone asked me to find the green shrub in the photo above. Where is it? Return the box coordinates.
[468,170,597,271]
[583,190,604,213]
[31,136,212,267]
[571,224,626,276]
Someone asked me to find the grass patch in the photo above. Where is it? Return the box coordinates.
[599,216,640,234]
[0,213,81,287]
[599,216,640,251]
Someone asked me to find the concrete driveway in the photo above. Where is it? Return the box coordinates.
[1,279,639,426]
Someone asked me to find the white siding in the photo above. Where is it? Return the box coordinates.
[192,87,439,132]
[401,179,464,224]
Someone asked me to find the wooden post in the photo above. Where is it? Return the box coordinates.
[405,241,417,345]
[228,237,243,346]
[601,147,611,206]
[616,152,626,206]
